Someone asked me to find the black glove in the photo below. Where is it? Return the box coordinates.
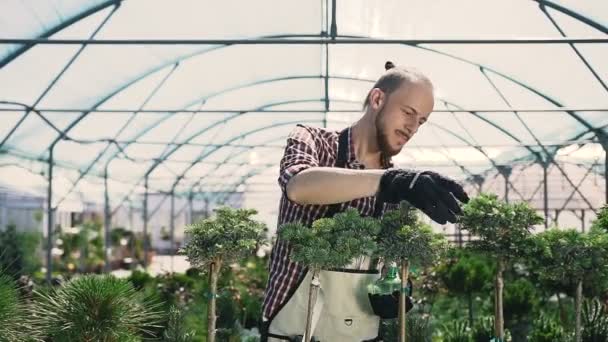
[377,169,470,224]
[368,291,414,319]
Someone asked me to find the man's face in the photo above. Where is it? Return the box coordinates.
[374,82,434,157]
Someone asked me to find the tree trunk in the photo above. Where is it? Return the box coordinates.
[495,258,505,340]
[468,291,474,328]
[400,259,410,342]
[304,268,321,342]
[575,280,583,342]
[208,259,221,342]
[556,292,567,326]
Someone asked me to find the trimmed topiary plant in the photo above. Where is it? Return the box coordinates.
[279,208,380,341]
[182,207,267,342]
[529,228,608,342]
[460,193,543,341]
[377,202,448,342]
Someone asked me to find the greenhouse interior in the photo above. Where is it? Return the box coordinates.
[0,0,607,341]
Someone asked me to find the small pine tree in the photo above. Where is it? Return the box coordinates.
[34,274,163,341]
[529,228,608,342]
[0,269,40,341]
[279,208,380,341]
[460,193,543,341]
[377,202,448,342]
[182,207,267,342]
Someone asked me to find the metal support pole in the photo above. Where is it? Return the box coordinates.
[604,142,608,204]
[46,146,54,285]
[143,175,149,269]
[170,190,175,273]
[581,210,586,233]
[472,174,485,194]
[104,167,111,272]
[497,166,512,203]
[188,192,194,224]
[542,160,549,228]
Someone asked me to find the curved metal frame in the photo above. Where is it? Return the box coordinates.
[0,3,605,204]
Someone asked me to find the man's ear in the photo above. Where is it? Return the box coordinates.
[371,88,386,110]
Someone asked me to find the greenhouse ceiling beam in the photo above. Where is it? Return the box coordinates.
[3,32,597,199]
[6,30,594,158]
[0,7,118,152]
[106,72,556,178]
[185,136,288,197]
[430,123,527,201]
[532,0,608,35]
[4,107,606,113]
[33,32,601,158]
[415,44,598,133]
[0,0,122,69]
[1,37,606,45]
[52,64,180,209]
[481,67,595,210]
[557,161,598,213]
[109,119,329,215]
[539,5,607,93]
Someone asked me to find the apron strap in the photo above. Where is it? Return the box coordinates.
[325,128,385,219]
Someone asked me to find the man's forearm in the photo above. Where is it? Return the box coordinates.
[286,167,385,205]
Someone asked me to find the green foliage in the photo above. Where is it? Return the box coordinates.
[380,314,432,342]
[581,298,608,342]
[164,305,196,342]
[34,274,164,341]
[0,270,40,341]
[471,316,494,342]
[529,313,568,342]
[442,320,471,342]
[377,202,448,266]
[182,207,267,270]
[591,204,608,234]
[460,193,543,260]
[503,278,539,322]
[530,228,608,285]
[437,249,493,297]
[128,269,154,290]
[56,220,105,273]
[279,208,380,269]
[469,316,512,342]
[0,223,42,278]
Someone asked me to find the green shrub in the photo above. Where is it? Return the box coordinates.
[442,320,471,342]
[529,313,567,342]
[0,223,42,278]
[582,298,608,342]
[0,271,40,341]
[34,274,163,341]
[164,305,196,342]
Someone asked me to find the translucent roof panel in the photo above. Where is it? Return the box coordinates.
[0,0,606,231]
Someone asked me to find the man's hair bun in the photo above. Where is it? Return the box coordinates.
[385,61,395,71]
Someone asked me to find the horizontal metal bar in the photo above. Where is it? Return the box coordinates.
[0,107,606,113]
[0,37,606,45]
[49,136,600,149]
[111,139,598,149]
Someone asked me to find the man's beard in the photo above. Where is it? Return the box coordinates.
[375,109,401,157]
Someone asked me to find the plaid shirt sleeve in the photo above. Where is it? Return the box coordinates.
[277,124,319,194]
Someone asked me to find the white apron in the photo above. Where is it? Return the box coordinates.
[265,267,383,341]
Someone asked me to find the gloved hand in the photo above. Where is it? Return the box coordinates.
[377,169,470,224]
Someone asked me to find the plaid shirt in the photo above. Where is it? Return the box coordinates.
[262,124,394,320]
